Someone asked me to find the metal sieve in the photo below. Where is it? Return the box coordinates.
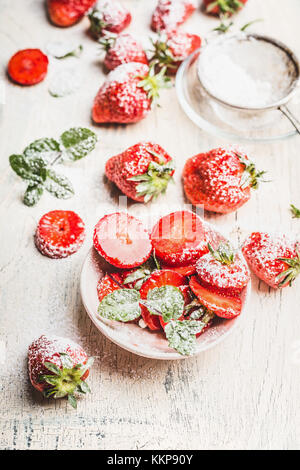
[197,33,300,133]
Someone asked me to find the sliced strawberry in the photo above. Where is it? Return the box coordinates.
[35,210,85,259]
[151,211,208,266]
[189,276,242,319]
[139,269,186,330]
[97,273,123,301]
[8,49,48,86]
[161,263,196,276]
[93,212,152,269]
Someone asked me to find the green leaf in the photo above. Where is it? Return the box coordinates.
[45,169,74,199]
[146,285,184,323]
[290,204,300,219]
[47,41,83,59]
[59,352,73,369]
[44,361,61,376]
[165,320,205,356]
[9,154,44,184]
[40,375,59,386]
[208,242,235,265]
[68,394,77,409]
[24,138,61,165]
[60,127,97,161]
[23,184,44,206]
[78,381,91,394]
[98,289,141,322]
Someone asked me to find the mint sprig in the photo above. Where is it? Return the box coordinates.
[146,285,184,323]
[9,127,98,206]
[123,253,161,290]
[165,320,206,356]
[98,288,141,322]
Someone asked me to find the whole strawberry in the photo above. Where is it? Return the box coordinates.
[204,0,248,15]
[100,34,148,71]
[88,0,131,38]
[150,31,201,74]
[28,335,94,408]
[105,142,175,203]
[242,232,300,289]
[151,0,197,33]
[183,147,266,214]
[92,62,171,124]
[47,0,96,27]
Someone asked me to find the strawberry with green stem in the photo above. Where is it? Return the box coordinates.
[92,62,171,124]
[105,142,175,203]
[99,33,148,71]
[28,335,94,409]
[88,0,131,38]
[204,0,248,16]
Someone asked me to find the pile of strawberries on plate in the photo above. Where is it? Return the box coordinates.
[8,0,300,406]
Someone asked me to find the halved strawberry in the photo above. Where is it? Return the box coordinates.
[139,269,186,330]
[8,49,48,86]
[97,273,123,301]
[189,276,242,319]
[93,212,152,269]
[35,210,85,259]
[151,211,208,266]
[161,263,196,276]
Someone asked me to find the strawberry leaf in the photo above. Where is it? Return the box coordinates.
[44,361,61,375]
[146,285,184,323]
[165,320,205,356]
[60,127,98,161]
[98,289,141,322]
[68,394,77,409]
[290,204,300,219]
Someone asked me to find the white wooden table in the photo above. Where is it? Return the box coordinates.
[1,0,300,450]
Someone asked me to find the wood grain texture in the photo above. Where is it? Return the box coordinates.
[1,0,300,450]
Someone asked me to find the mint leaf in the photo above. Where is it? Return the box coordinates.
[146,285,184,322]
[45,170,74,199]
[46,41,83,59]
[290,204,300,219]
[23,184,44,206]
[60,127,97,161]
[98,289,141,322]
[165,320,205,356]
[9,154,44,184]
[24,138,61,164]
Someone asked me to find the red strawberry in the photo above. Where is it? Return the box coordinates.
[151,211,209,267]
[189,276,242,319]
[8,49,48,86]
[28,335,94,408]
[183,147,266,214]
[93,212,152,269]
[242,232,300,289]
[88,0,131,38]
[47,0,96,27]
[35,210,85,259]
[97,272,123,301]
[92,62,171,124]
[161,263,197,276]
[196,242,250,296]
[140,269,186,330]
[204,0,248,16]
[151,0,197,33]
[105,142,175,203]
[150,31,201,74]
[100,34,148,71]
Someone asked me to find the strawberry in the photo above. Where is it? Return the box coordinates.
[160,263,197,276]
[196,242,250,296]
[92,62,171,124]
[97,272,123,301]
[88,0,131,38]
[93,212,152,269]
[204,0,248,16]
[150,31,201,74]
[47,0,96,27]
[183,147,266,214]
[8,49,48,86]
[100,34,148,71]
[189,276,242,319]
[151,211,209,267]
[242,232,300,289]
[35,210,85,259]
[105,142,175,203]
[28,335,94,408]
[139,269,186,330]
[151,0,197,33]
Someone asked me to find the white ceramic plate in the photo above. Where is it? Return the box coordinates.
[80,221,251,360]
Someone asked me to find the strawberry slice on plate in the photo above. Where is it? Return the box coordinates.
[97,273,123,301]
[160,263,197,276]
[139,269,186,330]
[151,211,208,267]
[93,212,152,269]
[8,49,49,86]
[35,210,85,259]
[189,276,242,319]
